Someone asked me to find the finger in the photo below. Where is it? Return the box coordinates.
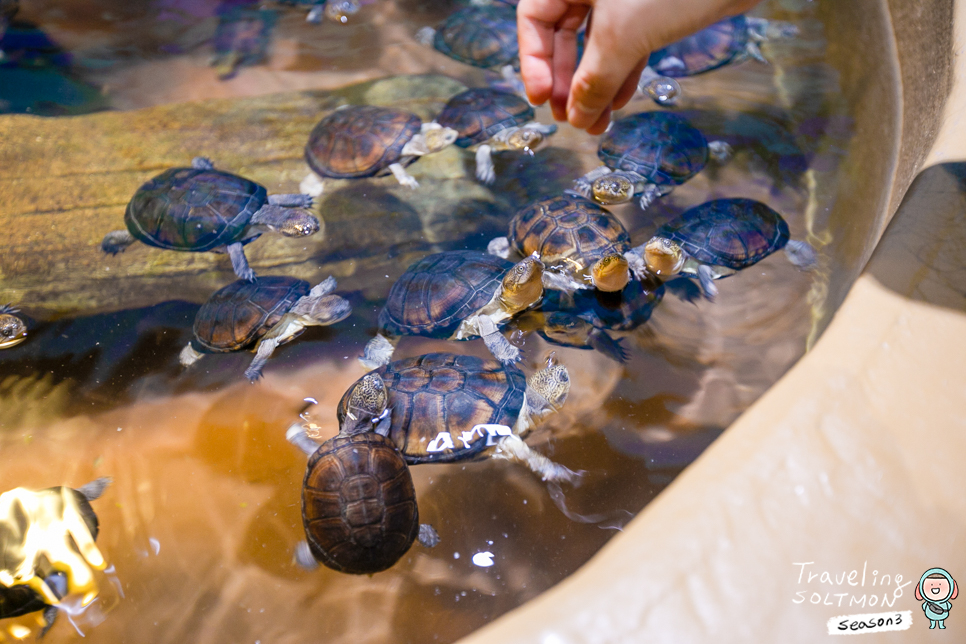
[613,58,648,110]
[517,0,574,106]
[548,13,584,120]
[586,105,611,136]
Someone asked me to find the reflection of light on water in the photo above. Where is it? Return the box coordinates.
[471,551,494,567]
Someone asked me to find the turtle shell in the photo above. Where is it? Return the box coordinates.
[433,5,519,70]
[302,432,419,574]
[648,16,749,77]
[338,353,527,464]
[598,112,709,188]
[124,168,267,252]
[436,88,534,148]
[508,194,632,273]
[658,198,790,269]
[193,276,309,352]
[378,251,513,339]
[305,106,422,179]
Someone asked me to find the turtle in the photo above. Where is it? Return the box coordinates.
[302,105,458,195]
[278,0,360,24]
[101,157,319,282]
[0,304,27,349]
[0,478,110,638]
[435,88,557,185]
[360,250,550,369]
[487,193,648,293]
[572,111,732,210]
[339,353,577,482]
[532,275,665,362]
[415,4,523,94]
[286,375,439,575]
[629,198,818,300]
[209,3,277,80]
[179,275,351,382]
[0,0,18,40]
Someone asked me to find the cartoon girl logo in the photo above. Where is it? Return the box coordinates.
[916,568,959,629]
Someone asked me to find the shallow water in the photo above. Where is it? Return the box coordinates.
[0,1,850,642]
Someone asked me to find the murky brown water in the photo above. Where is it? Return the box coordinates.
[0,0,850,641]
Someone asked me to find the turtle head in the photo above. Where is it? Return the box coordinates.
[324,0,360,23]
[500,254,545,313]
[278,210,321,238]
[341,373,390,436]
[590,254,630,292]
[305,294,352,326]
[526,359,571,416]
[542,312,592,346]
[0,306,27,349]
[506,123,557,152]
[591,174,635,205]
[422,123,458,153]
[643,236,686,277]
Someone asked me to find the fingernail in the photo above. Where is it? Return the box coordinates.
[568,101,595,128]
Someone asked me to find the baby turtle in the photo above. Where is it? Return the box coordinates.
[0,304,27,349]
[0,478,110,637]
[287,376,439,575]
[280,0,360,24]
[362,250,546,369]
[101,157,318,282]
[340,353,577,482]
[210,3,277,80]
[180,275,350,381]
[488,194,647,293]
[573,111,731,210]
[435,88,557,184]
[631,198,817,300]
[534,276,665,362]
[302,105,458,195]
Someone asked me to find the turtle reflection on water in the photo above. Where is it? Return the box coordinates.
[180,275,351,382]
[287,375,439,575]
[341,353,578,483]
[639,198,818,300]
[210,3,277,80]
[101,157,319,282]
[0,304,27,349]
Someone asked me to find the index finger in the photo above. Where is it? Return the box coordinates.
[517,0,590,107]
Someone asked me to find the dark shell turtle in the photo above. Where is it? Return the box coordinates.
[490,194,643,293]
[0,303,27,349]
[305,106,421,179]
[648,15,752,78]
[362,250,545,368]
[638,198,817,300]
[574,112,731,210]
[300,432,419,574]
[210,4,276,80]
[437,88,534,148]
[429,4,519,71]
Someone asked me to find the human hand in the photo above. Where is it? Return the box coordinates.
[517,0,762,133]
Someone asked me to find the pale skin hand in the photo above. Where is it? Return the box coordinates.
[517,0,762,134]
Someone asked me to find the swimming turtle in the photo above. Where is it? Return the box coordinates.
[210,3,277,80]
[639,15,798,104]
[286,375,439,574]
[0,478,110,637]
[279,0,360,24]
[0,304,27,349]
[302,105,458,195]
[488,194,648,293]
[340,353,577,482]
[101,157,318,282]
[533,275,665,362]
[361,250,548,369]
[573,111,732,210]
[629,198,817,300]
[435,88,557,184]
[179,275,350,382]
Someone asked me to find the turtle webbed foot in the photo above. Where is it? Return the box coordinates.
[294,541,320,570]
[418,524,440,548]
[360,334,395,370]
[227,242,256,282]
[101,230,135,255]
[269,193,315,209]
[480,318,521,364]
[697,264,719,301]
[191,157,215,170]
[785,240,818,270]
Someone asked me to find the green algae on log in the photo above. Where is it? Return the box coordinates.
[0,74,527,315]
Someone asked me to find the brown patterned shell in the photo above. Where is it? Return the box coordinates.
[337,353,527,464]
[304,105,422,179]
[193,276,309,352]
[302,432,419,575]
[509,194,632,273]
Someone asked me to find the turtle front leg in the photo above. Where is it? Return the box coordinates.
[541,270,589,294]
[191,157,215,170]
[226,242,256,282]
[305,3,324,23]
[245,336,280,381]
[179,343,204,368]
[493,434,581,484]
[572,165,612,199]
[418,524,440,548]
[478,316,521,364]
[101,230,136,255]
[637,183,668,211]
[487,236,510,259]
[785,239,818,270]
[268,193,314,208]
[388,162,419,189]
[294,540,320,570]
[697,264,719,301]
[286,423,320,457]
[475,144,496,185]
[587,329,628,363]
[707,140,733,163]
[360,333,397,370]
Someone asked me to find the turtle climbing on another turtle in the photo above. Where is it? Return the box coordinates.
[361,250,549,369]
[0,304,27,349]
[339,353,578,483]
[101,157,318,282]
[435,88,557,185]
[302,105,458,196]
[488,193,649,293]
[180,275,350,382]
[627,198,818,301]
[286,374,439,575]
[572,111,732,210]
